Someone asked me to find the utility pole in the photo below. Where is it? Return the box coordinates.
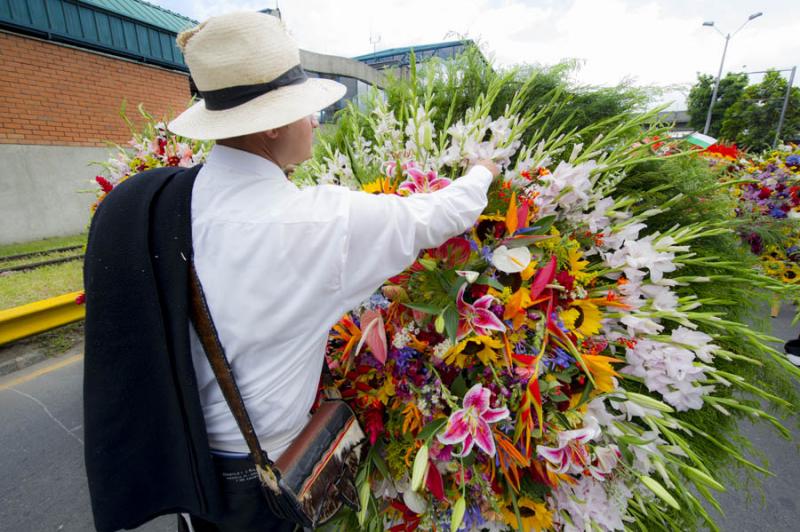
[704,33,730,135]
[702,12,763,135]
[774,65,797,147]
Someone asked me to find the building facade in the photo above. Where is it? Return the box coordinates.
[0,0,382,244]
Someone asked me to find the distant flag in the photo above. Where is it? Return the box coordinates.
[685,132,717,149]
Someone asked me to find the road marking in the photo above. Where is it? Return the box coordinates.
[8,388,84,445]
[0,353,83,390]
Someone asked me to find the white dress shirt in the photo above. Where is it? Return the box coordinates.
[189,145,492,457]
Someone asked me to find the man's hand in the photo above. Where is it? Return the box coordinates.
[475,159,500,178]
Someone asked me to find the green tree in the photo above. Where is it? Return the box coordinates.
[686,72,748,137]
[721,70,800,151]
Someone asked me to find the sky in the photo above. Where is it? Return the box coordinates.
[148,0,800,110]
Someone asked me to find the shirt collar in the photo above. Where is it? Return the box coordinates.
[205,144,286,180]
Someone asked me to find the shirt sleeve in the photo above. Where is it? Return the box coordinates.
[338,165,493,310]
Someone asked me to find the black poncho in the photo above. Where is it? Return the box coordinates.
[83,165,225,531]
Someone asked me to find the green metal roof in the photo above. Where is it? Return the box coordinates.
[353,40,470,62]
[0,0,195,70]
[80,0,196,33]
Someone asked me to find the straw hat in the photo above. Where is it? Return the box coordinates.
[168,12,346,140]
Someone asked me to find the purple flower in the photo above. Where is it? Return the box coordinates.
[545,347,574,370]
[390,347,417,375]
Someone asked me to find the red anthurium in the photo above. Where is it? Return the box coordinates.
[425,459,445,500]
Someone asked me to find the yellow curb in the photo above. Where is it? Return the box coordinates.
[0,292,85,346]
[0,353,83,390]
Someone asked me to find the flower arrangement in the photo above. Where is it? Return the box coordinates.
[90,104,210,211]
[298,78,800,531]
[721,145,800,282]
[89,60,800,531]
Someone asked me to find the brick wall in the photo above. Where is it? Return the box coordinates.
[0,31,191,147]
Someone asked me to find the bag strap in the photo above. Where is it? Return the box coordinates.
[187,262,282,493]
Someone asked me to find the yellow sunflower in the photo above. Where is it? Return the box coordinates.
[782,262,800,284]
[443,335,503,368]
[501,497,553,531]
[362,177,396,194]
[762,259,784,278]
[561,300,603,338]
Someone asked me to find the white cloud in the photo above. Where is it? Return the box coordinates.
[155,0,800,109]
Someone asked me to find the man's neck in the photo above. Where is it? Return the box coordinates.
[217,136,282,169]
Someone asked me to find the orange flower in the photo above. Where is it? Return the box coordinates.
[581,354,623,393]
[503,287,534,330]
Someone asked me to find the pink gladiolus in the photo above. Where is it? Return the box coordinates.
[437,384,509,457]
[536,426,599,474]
[398,165,451,194]
[456,283,506,338]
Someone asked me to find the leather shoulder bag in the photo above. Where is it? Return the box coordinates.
[188,263,365,528]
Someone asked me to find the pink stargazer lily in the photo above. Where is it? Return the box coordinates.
[536,425,599,474]
[456,283,506,338]
[397,164,452,194]
[437,384,509,457]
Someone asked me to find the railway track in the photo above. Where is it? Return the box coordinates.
[0,245,84,274]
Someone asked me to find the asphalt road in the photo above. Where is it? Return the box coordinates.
[1,310,799,532]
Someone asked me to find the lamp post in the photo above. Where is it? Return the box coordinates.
[702,12,763,135]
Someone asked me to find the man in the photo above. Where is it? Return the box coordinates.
[83,11,498,532]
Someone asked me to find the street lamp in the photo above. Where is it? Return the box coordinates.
[702,12,763,135]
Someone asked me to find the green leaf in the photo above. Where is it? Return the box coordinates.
[451,374,468,398]
[529,215,556,234]
[476,275,504,290]
[416,417,448,443]
[370,446,391,481]
[402,301,443,314]
[444,306,459,344]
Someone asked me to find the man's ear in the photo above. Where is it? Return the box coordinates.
[264,128,280,140]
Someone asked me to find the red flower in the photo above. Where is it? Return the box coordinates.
[428,237,471,267]
[95,176,113,193]
[363,404,385,445]
[758,186,772,199]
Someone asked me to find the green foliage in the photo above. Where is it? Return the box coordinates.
[304,48,800,530]
[686,72,748,137]
[317,44,654,164]
[721,70,800,151]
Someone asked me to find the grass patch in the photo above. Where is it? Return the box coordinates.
[0,321,84,364]
[31,321,85,357]
[0,260,84,310]
[0,233,87,259]
[0,251,84,270]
